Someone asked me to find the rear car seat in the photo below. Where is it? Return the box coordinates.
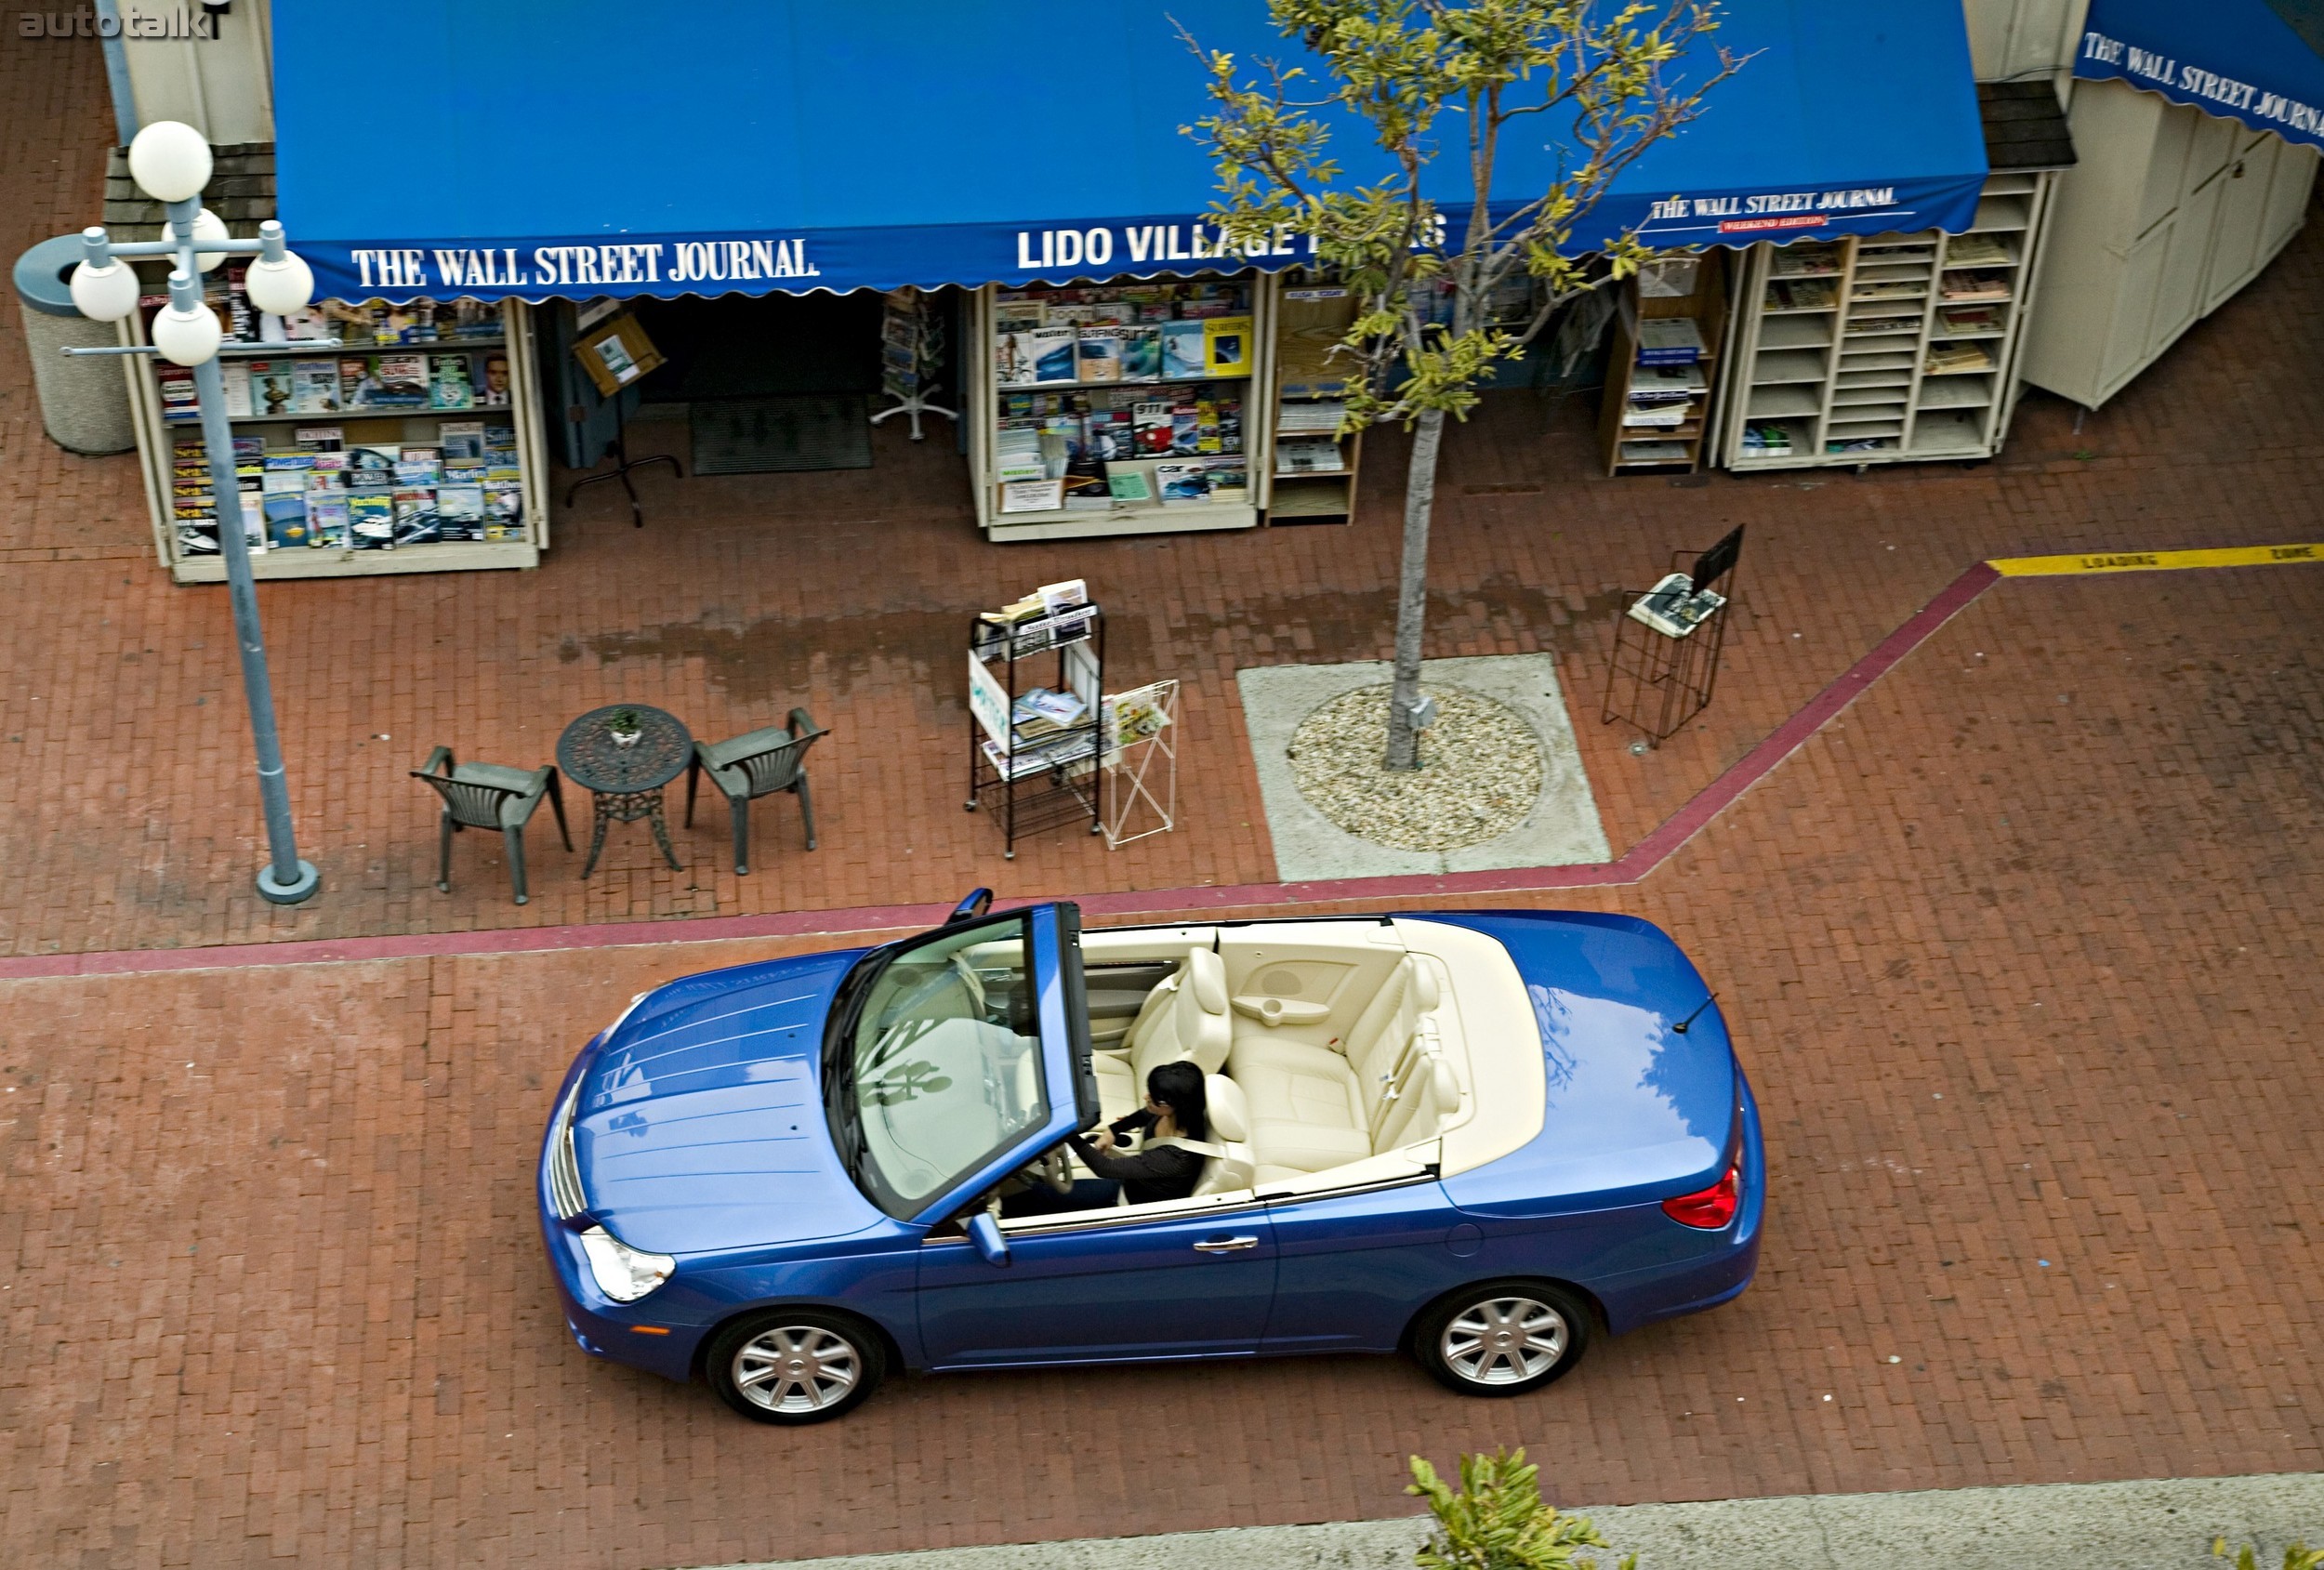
[1092,947,1230,1120]
[1227,957,1450,1181]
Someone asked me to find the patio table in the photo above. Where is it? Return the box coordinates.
[557,704,693,877]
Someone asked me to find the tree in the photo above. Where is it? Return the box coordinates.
[1187,0,1738,769]
[1406,1448,1635,1570]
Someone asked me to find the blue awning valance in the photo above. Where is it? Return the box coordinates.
[2074,0,2324,151]
[273,0,1987,303]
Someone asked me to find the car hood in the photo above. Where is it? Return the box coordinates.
[573,948,885,1255]
[1420,912,1738,1215]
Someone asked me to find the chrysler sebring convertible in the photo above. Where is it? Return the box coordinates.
[538,897,1763,1422]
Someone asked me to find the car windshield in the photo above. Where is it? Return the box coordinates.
[826,913,1050,1218]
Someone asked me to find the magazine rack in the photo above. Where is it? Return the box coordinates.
[965,595,1106,858]
[1601,527,1743,749]
[1101,679,1179,849]
[870,286,957,442]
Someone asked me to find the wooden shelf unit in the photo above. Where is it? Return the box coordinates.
[1265,279,1364,525]
[1598,250,1728,476]
[125,299,552,583]
[968,275,1269,543]
[1715,172,2055,470]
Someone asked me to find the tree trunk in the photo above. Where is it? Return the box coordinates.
[1383,405,1446,771]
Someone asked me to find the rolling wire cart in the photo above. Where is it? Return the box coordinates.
[966,597,1106,858]
[1601,525,1743,749]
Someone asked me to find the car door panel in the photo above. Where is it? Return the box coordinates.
[1260,1181,1464,1354]
[917,1207,1277,1367]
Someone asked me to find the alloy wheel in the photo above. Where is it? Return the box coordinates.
[1439,1295,1568,1385]
[731,1325,862,1414]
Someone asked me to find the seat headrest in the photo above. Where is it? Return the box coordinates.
[1203,1073,1249,1142]
[1186,948,1228,1015]
[1409,958,1440,1012]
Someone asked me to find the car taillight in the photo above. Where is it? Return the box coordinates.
[1662,1164,1740,1229]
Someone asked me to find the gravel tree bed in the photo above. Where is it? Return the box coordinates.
[1286,684,1544,851]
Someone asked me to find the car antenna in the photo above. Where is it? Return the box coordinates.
[1671,993,1719,1035]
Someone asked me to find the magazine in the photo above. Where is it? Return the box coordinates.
[307,495,350,548]
[428,354,477,410]
[249,361,297,417]
[218,362,255,419]
[477,354,511,408]
[1155,461,1209,506]
[437,484,486,542]
[438,420,486,461]
[261,492,311,548]
[290,362,340,414]
[1203,454,1248,500]
[1132,401,1174,455]
[1201,316,1253,377]
[1075,328,1125,383]
[372,355,429,408]
[1117,325,1162,381]
[1027,326,1077,384]
[1159,321,1206,379]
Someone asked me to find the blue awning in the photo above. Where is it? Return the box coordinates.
[2075,0,2324,151]
[273,0,1987,303]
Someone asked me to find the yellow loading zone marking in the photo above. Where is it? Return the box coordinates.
[1988,542,2323,576]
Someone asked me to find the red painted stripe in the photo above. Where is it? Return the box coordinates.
[0,565,2000,983]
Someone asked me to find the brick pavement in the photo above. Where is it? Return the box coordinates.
[5,35,2324,959]
[2,563,2319,1568]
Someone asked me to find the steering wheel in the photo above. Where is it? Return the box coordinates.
[1028,1146,1075,1194]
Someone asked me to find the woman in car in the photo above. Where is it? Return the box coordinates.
[1005,1061,1209,1216]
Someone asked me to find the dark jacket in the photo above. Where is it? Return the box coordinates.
[1067,1109,1203,1205]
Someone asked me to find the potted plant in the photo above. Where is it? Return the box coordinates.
[607,707,643,748]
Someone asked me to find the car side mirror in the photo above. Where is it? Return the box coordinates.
[950,888,994,923]
[965,1208,1010,1266]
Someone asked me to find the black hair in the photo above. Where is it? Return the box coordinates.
[1146,1061,1208,1141]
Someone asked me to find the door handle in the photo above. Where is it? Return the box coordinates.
[1193,1235,1259,1253]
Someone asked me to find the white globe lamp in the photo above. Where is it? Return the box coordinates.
[126,120,213,204]
[69,256,140,323]
[182,208,231,272]
[152,282,223,366]
[244,247,314,316]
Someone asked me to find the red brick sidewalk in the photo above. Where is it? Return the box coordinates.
[2,562,2317,1569]
[5,40,2324,961]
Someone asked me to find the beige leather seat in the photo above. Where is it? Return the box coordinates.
[1092,948,1230,1120]
[1143,1074,1257,1196]
[1229,957,1446,1181]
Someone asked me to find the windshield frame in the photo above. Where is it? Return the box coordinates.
[821,903,1088,1225]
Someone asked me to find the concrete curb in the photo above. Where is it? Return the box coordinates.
[707,1473,2323,1570]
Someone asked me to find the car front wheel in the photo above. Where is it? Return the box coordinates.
[1413,1280,1591,1397]
[706,1308,888,1424]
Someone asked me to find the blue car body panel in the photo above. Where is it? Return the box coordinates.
[918,1208,1278,1366]
[537,905,1763,1388]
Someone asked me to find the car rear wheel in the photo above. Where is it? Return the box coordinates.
[1413,1280,1591,1397]
[707,1309,887,1424]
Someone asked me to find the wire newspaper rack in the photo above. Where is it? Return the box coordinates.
[965,585,1105,858]
[1101,679,1178,848]
[1601,525,1743,749]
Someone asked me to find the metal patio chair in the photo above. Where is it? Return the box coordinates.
[412,746,573,904]
[684,707,828,875]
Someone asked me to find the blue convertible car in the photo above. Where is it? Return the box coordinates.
[538,897,1763,1422]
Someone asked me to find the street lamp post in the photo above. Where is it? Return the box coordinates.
[66,121,320,904]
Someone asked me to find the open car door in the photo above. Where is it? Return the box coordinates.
[826,900,1099,1231]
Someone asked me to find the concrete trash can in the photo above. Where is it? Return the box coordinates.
[14,233,139,456]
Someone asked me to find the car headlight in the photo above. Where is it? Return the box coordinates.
[578,1226,675,1302]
